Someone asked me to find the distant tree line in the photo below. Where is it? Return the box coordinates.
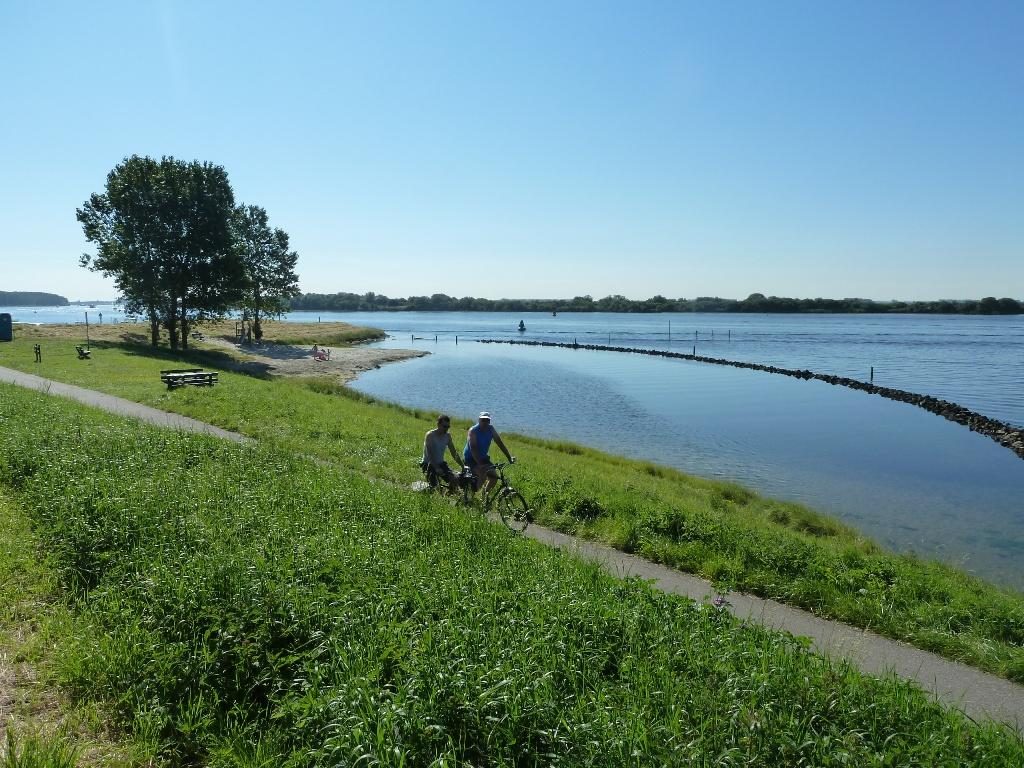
[0,291,69,306]
[78,155,300,349]
[289,291,1023,314]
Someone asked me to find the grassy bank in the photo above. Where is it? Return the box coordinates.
[2,330,1024,684]
[1,384,1022,765]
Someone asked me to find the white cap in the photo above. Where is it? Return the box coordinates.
[478,411,492,420]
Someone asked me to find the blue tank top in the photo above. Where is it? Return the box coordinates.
[464,423,494,463]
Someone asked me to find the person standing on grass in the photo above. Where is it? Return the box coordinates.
[464,411,515,498]
[422,414,464,494]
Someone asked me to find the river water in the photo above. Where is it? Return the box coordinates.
[7,306,1024,588]
[318,311,1024,589]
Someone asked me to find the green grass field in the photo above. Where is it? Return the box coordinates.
[1,325,1023,691]
[1,383,1022,765]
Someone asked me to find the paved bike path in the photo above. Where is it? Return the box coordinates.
[0,367,249,444]
[2,365,1022,734]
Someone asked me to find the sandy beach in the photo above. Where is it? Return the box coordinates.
[203,336,427,382]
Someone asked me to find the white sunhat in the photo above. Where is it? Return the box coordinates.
[478,411,492,420]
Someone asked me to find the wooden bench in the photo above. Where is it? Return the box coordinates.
[75,345,91,359]
[160,368,218,390]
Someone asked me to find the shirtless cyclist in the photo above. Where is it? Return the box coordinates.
[421,414,465,494]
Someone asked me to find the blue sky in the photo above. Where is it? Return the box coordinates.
[1,1,1021,301]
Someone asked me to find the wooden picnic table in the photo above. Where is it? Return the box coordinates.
[160,369,218,390]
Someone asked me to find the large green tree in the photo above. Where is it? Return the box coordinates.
[233,205,300,340]
[77,156,167,345]
[78,155,243,349]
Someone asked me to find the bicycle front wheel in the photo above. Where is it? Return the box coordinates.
[498,490,532,533]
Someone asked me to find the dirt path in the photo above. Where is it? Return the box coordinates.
[2,364,1023,735]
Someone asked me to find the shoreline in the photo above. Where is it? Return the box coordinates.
[200,336,427,383]
[3,325,1021,585]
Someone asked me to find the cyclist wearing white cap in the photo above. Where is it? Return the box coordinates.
[463,411,514,497]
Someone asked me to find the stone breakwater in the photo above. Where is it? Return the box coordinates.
[478,339,1024,462]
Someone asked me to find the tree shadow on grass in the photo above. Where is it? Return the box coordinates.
[98,339,275,379]
[232,341,317,361]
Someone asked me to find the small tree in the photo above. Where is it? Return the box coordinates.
[233,205,300,341]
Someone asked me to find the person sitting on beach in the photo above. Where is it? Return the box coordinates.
[464,411,515,497]
[422,414,465,494]
[312,344,329,361]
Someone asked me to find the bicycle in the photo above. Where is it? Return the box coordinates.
[478,461,533,533]
[419,460,533,533]
[419,461,472,502]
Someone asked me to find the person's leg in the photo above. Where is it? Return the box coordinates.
[472,464,486,493]
[482,465,498,497]
[442,466,459,495]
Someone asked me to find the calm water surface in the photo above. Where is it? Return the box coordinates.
[321,311,1024,589]
[8,307,1023,587]
[289,310,1024,427]
[2,304,127,325]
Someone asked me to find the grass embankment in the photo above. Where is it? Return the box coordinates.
[1,385,1022,765]
[2,329,1024,685]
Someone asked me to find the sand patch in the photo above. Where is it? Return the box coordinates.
[202,337,427,382]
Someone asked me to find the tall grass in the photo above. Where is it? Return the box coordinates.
[2,731,80,768]
[0,491,145,767]
[2,336,1024,683]
[1,384,1022,765]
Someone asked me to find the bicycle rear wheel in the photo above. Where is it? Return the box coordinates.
[498,490,532,533]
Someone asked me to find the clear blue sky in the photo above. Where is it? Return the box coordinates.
[2,1,1021,302]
